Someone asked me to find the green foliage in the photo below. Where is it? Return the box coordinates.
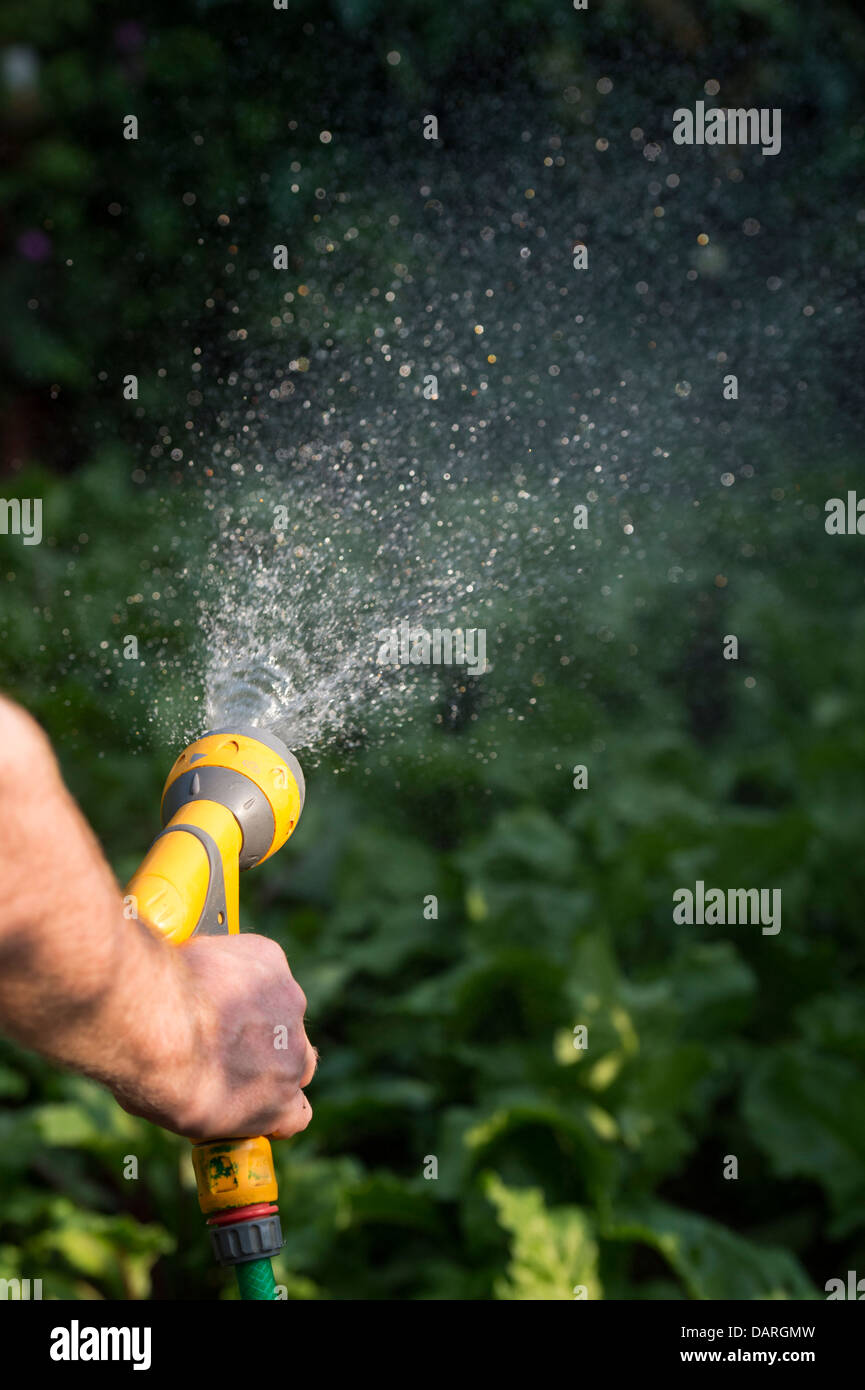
[744,1047,865,1240]
[604,1202,817,1301]
[5,437,861,1300]
[0,1063,175,1298]
[486,1175,602,1300]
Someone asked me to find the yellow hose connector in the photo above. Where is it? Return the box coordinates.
[192,1136,279,1215]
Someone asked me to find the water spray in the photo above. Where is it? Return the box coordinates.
[127,726,305,1300]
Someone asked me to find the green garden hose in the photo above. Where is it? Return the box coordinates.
[236,1257,278,1301]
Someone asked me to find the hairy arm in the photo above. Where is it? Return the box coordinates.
[0,697,315,1139]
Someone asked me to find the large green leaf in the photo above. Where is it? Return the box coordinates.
[743,1046,865,1237]
[486,1175,602,1301]
[605,1202,817,1301]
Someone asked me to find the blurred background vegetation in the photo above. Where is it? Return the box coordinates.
[1,0,864,1299]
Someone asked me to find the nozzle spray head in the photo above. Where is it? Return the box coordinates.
[161,725,305,868]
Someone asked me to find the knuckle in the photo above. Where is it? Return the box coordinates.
[259,935,287,964]
[250,938,287,977]
[299,1045,318,1088]
[279,1098,312,1137]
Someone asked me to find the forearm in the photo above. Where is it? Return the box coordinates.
[0,697,315,1141]
[0,698,193,1098]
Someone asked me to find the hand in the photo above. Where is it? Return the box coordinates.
[111,932,317,1142]
[0,695,316,1143]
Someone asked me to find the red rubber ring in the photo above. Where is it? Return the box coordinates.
[207,1202,279,1227]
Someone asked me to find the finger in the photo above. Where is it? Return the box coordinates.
[299,1041,318,1088]
[269,1090,313,1140]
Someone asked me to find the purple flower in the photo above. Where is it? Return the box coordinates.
[17,229,51,261]
[114,22,145,54]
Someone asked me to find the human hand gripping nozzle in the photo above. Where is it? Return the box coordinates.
[126,726,305,1300]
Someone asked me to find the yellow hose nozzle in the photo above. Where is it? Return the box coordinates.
[126,726,305,1284]
[128,725,304,946]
